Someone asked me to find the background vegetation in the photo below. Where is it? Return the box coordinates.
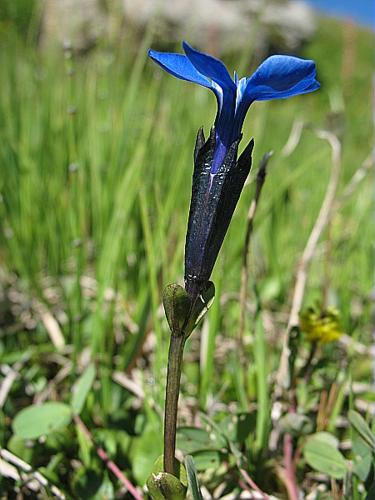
[0,2,373,498]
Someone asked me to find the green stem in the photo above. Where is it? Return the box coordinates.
[163,332,186,475]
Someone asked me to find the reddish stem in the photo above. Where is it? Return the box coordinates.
[283,433,299,500]
[74,415,142,500]
[239,468,269,499]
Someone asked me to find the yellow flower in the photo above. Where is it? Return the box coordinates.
[299,306,343,343]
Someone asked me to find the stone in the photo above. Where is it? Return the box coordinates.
[40,0,107,52]
[122,0,316,54]
[39,0,316,54]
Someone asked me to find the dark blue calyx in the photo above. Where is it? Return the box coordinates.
[184,128,254,298]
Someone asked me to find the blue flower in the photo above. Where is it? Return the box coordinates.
[148,41,320,174]
[148,42,320,298]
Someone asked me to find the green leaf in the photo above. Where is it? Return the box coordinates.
[13,402,72,439]
[163,284,192,335]
[177,426,222,454]
[147,472,186,500]
[76,422,93,467]
[131,423,163,485]
[309,431,339,447]
[146,455,187,500]
[190,450,221,471]
[185,455,203,500]
[348,410,375,451]
[352,429,373,482]
[236,412,256,444]
[303,432,348,479]
[71,363,96,415]
[353,451,372,482]
[198,414,229,449]
[163,282,215,337]
[149,455,187,486]
[7,435,33,463]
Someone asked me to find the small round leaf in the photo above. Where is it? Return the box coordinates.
[303,432,348,479]
[13,402,72,439]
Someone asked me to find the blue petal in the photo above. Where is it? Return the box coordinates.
[182,42,238,149]
[182,41,236,92]
[244,55,319,101]
[148,49,211,89]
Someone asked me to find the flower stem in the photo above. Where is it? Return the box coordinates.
[163,332,186,475]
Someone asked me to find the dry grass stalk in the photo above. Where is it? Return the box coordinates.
[276,130,342,394]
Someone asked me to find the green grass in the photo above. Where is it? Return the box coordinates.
[0,15,373,499]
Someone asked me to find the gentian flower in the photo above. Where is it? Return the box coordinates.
[149,42,320,298]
